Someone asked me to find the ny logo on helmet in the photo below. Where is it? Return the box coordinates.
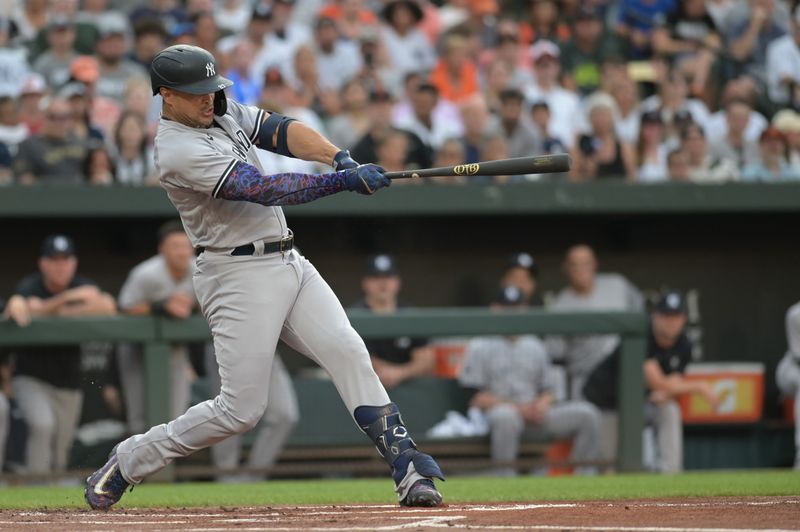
[205,62,215,77]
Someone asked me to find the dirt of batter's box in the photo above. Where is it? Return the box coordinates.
[0,496,798,531]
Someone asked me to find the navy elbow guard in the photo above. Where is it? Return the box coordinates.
[257,112,297,158]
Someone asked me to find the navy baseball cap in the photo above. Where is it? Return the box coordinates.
[366,254,398,276]
[507,252,539,277]
[41,234,76,258]
[493,285,526,306]
[655,291,687,314]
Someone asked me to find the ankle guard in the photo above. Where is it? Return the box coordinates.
[354,403,445,488]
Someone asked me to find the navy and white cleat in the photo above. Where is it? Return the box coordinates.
[85,449,130,511]
[400,478,443,507]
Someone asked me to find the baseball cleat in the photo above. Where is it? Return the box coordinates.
[85,449,130,511]
[400,479,443,507]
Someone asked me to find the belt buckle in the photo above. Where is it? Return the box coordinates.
[279,236,292,255]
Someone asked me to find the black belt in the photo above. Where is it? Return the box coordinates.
[196,235,293,257]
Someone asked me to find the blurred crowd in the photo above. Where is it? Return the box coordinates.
[1,0,800,186]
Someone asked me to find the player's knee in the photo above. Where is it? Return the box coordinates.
[487,403,523,431]
[217,392,269,432]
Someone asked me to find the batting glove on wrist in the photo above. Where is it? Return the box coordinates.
[333,149,359,170]
[343,164,390,195]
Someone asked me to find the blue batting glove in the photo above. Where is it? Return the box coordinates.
[343,164,390,195]
[333,149,359,170]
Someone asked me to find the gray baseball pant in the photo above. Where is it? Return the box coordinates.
[776,353,800,468]
[12,376,82,473]
[208,351,299,478]
[117,249,389,483]
[117,344,193,435]
[485,401,601,475]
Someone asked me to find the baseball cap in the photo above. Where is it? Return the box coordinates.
[530,40,560,62]
[772,109,800,134]
[97,13,128,38]
[365,254,398,276]
[654,291,686,315]
[506,252,539,277]
[41,234,76,258]
[251,4,272,20]
[20,73,47,96]
[640,110,663,125]
[58,81,86,100]
[493,285,526,306]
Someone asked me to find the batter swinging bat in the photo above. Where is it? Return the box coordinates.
[384,154,572,180]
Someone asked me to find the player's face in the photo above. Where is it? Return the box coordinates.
[39,255,78,293]
[501,267,535,301]
[162,88,215,128]
[362,275,401,304]
[652,312,687,343]
[159,232,193,272]
[563,246,597,292]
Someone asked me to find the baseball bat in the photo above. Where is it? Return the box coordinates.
[384,154,571,180]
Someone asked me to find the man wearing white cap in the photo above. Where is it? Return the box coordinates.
[523,40,581,149]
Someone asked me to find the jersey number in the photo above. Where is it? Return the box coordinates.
[231,129,252,162]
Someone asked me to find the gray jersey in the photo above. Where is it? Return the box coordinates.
[787,301,800,361]
[155,100,289,249]
[459,335,552,404]
[118,255,195,308]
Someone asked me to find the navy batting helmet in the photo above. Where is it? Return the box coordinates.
[150,45,233,115]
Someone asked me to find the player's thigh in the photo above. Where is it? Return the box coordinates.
[195,255,300,403]
[776,354,800,396]
[542,401,600,439]
[264,356,299,425]
[280,254,368,367]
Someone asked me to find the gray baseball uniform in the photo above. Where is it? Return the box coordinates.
[775,301,800,469]
[115,100,390,483]
[459,335,601,475]
[117,255,195,434]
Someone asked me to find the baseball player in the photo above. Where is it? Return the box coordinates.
[85,45,443,509]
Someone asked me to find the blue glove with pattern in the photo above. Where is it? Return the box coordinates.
[333,149,359,170]
[342,164,390,195]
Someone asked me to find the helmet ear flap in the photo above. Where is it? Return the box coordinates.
[214,90,227,116]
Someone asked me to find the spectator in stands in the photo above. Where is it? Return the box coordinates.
[615,0,675,59]
[116,222,196,436]
[129,0,188,32]
[11,234,116,474]
[380,0,436,79]
[392,72,463,148]
[313,17,362,93]
[636,111,670,182]
[500,252,538,305]
[726,0,789,84]
[560,5,621,96]
[666,148,691,181]
[429,137,467,184]
[13,96,88,184]
[227,5,273,86]
[583,290,719,473]
[0,143,10,184]
[223,40,260,106]
[709,99,761,170]
[530,101,567,156]
[286,45,338,118]
[69,55,123,139]
[459,285,601,477]
[765,5,800,107]
[59,82,104,144]
[776,299,800,470]
[129,19,169,70]
[32,16,79,89]
[214,0,252,35]
[546,244,644,401]
[0,96,29,159]
[84,141,116,185]
[430,32,480,103]
[652,0,721,99]
[741,127,800,181]
[478,19,534,90]
[191,11,221,60]
[394,82,463,151]
[522,0,570,44]
[18,74,47,136]
[0,17,30,98]
[460,94,501,165]
[319,0,380,42]
[351,89,431,170]
[482,60,513,114]
[326,78,373,150]
[706,77,767,144]
[94,14,149,105]
[264,0,311,71]
[112,110,155,186]
[610,75,642,145]
[524,40,581,149]
[641,66,711,147]
[679,122,739,182]
[352,254,435,389]
[375,127,412,175]
[498,88,542,160]
[12,0,48,45]
[773,109,800,167]
[572,92,637,181]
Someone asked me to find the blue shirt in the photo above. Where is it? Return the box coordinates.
[741,161,800,182]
